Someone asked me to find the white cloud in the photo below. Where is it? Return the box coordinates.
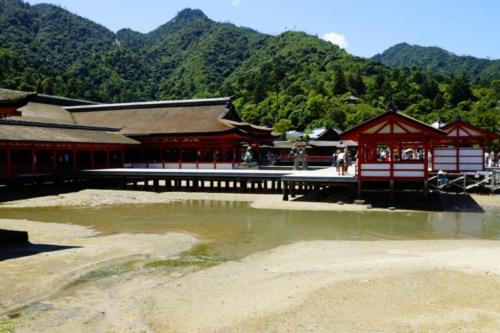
[231,0,242,6]
[322,32,348,49]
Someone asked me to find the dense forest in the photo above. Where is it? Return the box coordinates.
[372,43,500,82]
[0,0,499,140]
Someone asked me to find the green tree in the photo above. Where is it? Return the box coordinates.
[332,68,347,95]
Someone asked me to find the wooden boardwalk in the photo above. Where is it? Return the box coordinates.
[78,167,358,200]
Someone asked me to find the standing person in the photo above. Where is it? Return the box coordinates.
[337,149,345,175]
[331,150,338,168]
[489,150,495,168]
[484,151,490,168]
[343,148,350,175]
[380,149,387,161]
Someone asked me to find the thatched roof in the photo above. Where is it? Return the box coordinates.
[15,102,77,124]
[0,120,138,145]
[67,97,276,138]
[0,89,36,107]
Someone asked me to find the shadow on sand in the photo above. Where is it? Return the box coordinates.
[0,184,84,204]
[296,189,485,213]
[0,243,80,261]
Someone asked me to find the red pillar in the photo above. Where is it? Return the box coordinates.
[178,145,183,168]
[160,144,165,168]
[72,148,77,169]
[90,150,95,169]
[106,149,110,168]
[7,149,12,178]
[31,148,36,173]
[389,143,394,178]
[52,149,57,172]
[424,142,429,178]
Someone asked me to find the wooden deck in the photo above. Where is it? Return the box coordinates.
[78,167,358,200]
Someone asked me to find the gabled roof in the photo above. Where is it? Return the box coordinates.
[1,88,97,125]
[342,110,446,141]
[0,119,138,145]
[67,98,240,136]
[66,97,275,139]
[0,89,36,107]
[440,120,498,141]
[0,88,97,107]
[312,127,343,140]
[65,97,232,112]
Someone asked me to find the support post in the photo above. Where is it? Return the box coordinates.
[72,149,77,169]
[283,181,289,201]
[31,149,36,172]
[7,149,12,179]
[389,179,394,204]
[106,150,110,168]
[52,149,57,172]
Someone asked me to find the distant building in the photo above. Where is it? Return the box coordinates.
[344,95,362,105]
[0,89,277,185]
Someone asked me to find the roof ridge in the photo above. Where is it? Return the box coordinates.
[65,97,233,112]
[0,119,121,132]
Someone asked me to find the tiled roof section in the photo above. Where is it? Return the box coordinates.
[0,120,138,145]
[67,98,243,136]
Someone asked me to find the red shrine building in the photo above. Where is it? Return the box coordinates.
[342,105,498,195]
[432,119,498,172]
[342,106,447,183]
[0,89,277,185]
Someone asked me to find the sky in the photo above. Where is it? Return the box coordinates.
[25,0,500,59]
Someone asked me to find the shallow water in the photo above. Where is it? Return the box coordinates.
[1,200,499,259]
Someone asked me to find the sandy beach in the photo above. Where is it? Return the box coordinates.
[0,188,497,212]
[0,190,499,332]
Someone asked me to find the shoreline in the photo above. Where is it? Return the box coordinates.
[0,188,497,213]
[1,218,500,332]
[0,219,197,316]
[1,191,499,331]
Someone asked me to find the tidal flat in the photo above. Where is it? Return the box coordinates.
[0,189,499,332]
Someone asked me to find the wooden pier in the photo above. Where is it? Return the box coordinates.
[76,167,358,200]
[4,167,497,204]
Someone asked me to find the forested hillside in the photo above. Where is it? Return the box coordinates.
[373,43,500,82]
[0,0,498,136]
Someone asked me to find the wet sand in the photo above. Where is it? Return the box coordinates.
[0,219,196,315]
[0,188,497,212]
[0,190,499,332]
[1,220,500,332]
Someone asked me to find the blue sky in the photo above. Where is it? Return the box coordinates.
[25,0,500,59]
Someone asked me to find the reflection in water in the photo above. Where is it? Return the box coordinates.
[0,200,499,259]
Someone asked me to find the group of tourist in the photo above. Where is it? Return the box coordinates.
[376,148,424,162]
[331,148,350,175]
[485,150,500,168]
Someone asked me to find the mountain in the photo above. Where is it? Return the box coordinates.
[0,0,498,135]
[372,43,500,81]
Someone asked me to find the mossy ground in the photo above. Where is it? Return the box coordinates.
[145,244,226,270]
[0,319,16,333]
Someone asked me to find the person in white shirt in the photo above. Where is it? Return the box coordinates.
[337,150,345,175]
